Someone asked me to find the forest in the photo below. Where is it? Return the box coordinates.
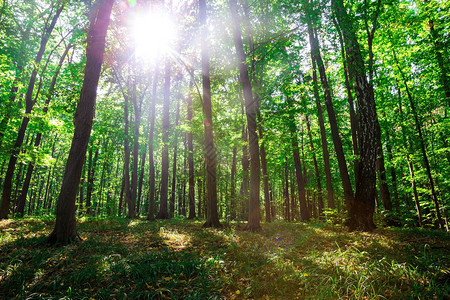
[0,0,449,298]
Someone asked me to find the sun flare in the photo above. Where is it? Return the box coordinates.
[131,11,176,61]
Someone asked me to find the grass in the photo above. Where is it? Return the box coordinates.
[0,217,449,299]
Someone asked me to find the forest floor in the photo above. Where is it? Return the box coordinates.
[0,217,449,299]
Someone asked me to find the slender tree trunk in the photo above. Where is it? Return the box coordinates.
[392,48,444,228]
[200,0,220,227]
[310,51,335,210]
[15,44,72,217]
[306,115,324,217]
[47,0,114,244]
[137,147,146,216]
[157,59,171,219]
[147,65,159,221]
[286,103,309,221]
[78,162,86,216]
[230,0,260,230]
[170,101,180,217]
[333,16,360,180]
[187,84,196,219]
[258,113,271,222]
[230,146,237,221]
[129,76,139,219]
[308,18,354,214]
[239,106,249,220]
[0,4,64,219]
[284,160,290,222]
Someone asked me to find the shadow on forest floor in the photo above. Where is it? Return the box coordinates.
[1,217,449,299]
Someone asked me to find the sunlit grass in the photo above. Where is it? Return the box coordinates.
[0,217,448,299]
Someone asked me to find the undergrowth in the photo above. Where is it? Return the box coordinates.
[0,217,448,299]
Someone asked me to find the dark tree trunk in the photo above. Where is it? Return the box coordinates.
[230,146,237,221]
[147,65,159,221]
[308,18,354,213]
[0,4,64,219]
[333,0,378,231]
[286,99,309,221]
[392,47,444,229]
[137,147,146,216]
[200,0,221,227]
[78,162,86,216]
[306,115,324,217]
[239,107,249,220]
[258,113,271,223]
[170,101,180,217]
[156,60,171,219]
[46,0,114,244]
[187,83,196,219]
[333,16,360,180]
[309,51,335,210]
[86,147,99,216]
[284,160,290,222]
[230,0,260,230]
[129,76,140,219]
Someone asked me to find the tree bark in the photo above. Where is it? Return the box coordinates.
[170,100,180,217]
[333,0,378,231]
[200,0,221,227]
[147,65,159,221]
[46,0,114,244]
[258,113,271,222]
[156,59,171,219]
[306,115,324,217]
[187,83,196,219]
[229,0,261,231]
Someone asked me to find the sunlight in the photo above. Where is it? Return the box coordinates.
[131,10,176,61]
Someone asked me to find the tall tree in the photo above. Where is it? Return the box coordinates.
[333,0,379,231]
[200,0,221,227]
[47,0,114,243]
[156,59,171,219]
[229,0,261,231]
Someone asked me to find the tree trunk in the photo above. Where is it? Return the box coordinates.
[0,3,64,219]
[258,113,271,223]
[284,159,290,222]
[200,0,221,227]
[230,146,237,221]
[333,16,360,181]
[137,147,146,216]
[170,101,180,217]
[308,17,354,214]
[392,47,444,229]
[15,44,72,217]
[86,147,99,216]
[46,0,114,244]
[129,74,140,219]
[156,59,171,219]
[147,65,159,221]
[333,0,379,231]
[306,115,324,217]
[187,83,196,219]
[229,0,260,231]
[310,50,335,210]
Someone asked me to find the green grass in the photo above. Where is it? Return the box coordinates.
[1,217,449,299]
